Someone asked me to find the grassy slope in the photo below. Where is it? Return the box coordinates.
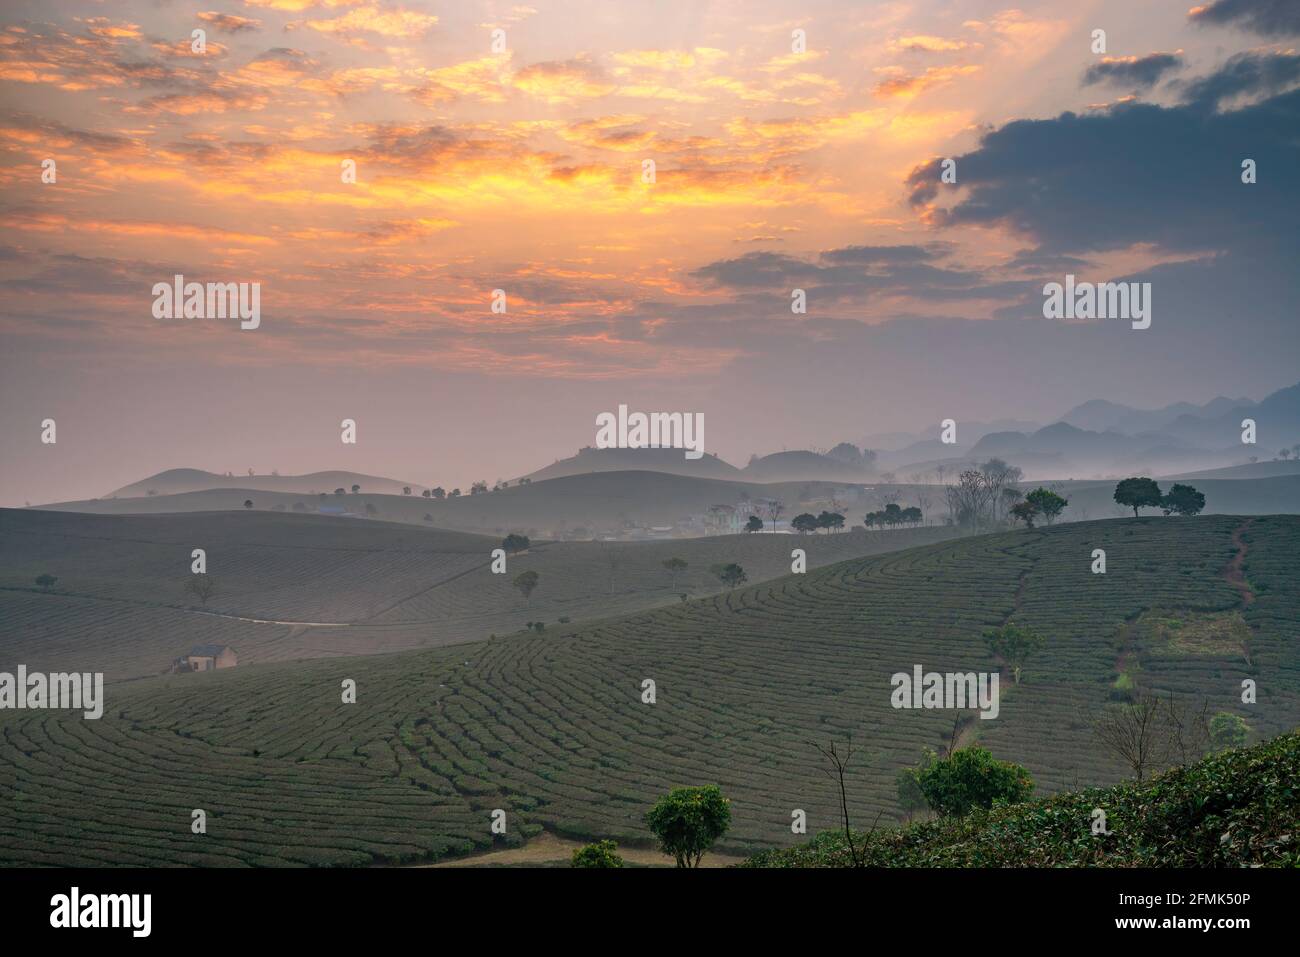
[0,508,954,682]
[0,515,1295,866]
[744,731,1300,867]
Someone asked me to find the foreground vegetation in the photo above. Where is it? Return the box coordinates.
[744,731,1300,867]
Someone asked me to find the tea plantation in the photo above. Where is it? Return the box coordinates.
[1,515,1296,865]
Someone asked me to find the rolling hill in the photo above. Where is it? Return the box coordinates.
[0,507,954,682]
[1,514,1294,866]
[107,469,419,499]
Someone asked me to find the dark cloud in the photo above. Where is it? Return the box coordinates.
[1188,0,1300,37]
[906,66,1300,261]
[1180,50,1300,108]
[196,12,262,34]
[690,245,1027,304]
[1082,52,1184,89]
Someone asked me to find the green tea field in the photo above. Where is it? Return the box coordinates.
[1,514,1295,866]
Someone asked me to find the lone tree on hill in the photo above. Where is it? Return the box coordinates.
[1113,477,1163,517]
[644,784,731,868]
[243,499,254,509]
[982,622,1045,684]
[765,500,785,533]
[745,515,764,533]
[1161,483,1205,516]
[184,574,215,606]
[35,573,58,592]
[512,569,539,606]
[711,563,747,589]
[662,557,688,590]
[502,533,531,553]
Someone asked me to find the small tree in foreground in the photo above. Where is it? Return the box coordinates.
[744,515,764,533]
[571,840,624,868]
[812,735,884,867]
[1025,487,1068,524]
[915,745,1034,817]
[644,785,731,868]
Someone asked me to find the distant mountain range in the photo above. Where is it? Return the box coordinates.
[106,468,417,499]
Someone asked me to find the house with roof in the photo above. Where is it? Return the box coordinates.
[172,644,238,673]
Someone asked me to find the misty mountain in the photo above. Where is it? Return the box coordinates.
[519,446,741,482]
[1060,395,1252,434]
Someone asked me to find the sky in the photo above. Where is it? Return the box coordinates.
[1,0,1298,504]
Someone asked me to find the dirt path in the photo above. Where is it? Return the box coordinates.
[1223,520,1257,606]
[419,831,746,868]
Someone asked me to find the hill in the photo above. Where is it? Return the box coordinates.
[0,507,954,682]
[38,470,883,538]
[742,450,871,483]
[1,514,1295,866]
[744,731,1299,867]
[519,447,741,482]
[107,469,417,499]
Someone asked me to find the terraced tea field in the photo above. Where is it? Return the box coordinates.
[1,515,1296,866]
[0,508,954,681]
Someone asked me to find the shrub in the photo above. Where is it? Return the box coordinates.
[916,745,1034,817]
[571,840,623,868]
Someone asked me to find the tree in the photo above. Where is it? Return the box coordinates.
[502,533,531,553]
[335,488,345,496]
[432,487,446,500]
[979,458,1023,522]
[1162,483,1205,517]
[895,763,930,824]
[900,506,921,526]
[571,840,624,868]
[1093,692,1167,782]
[817,511,846,533]
[243,499,254,509]
[512,569,539,606]
[423,513,433,523]
[644,785,731,868]
[402,486,412,495]
[35,573,58,592]
[981,622,1045,684]
[744,515,764,533]
[1010,500,1039,528]
[1209,712,1249,750]
[791,513,819,535]
[470,480,488,496]
[1025,487,1068,524]
[765,500,785,533]
[826,442,863,466]
[662,557,688,590]
[450,488,461,498]
[422,489,431,498]
[351,484,360,494]
[1114,477,1163,517]
[812,735,884,867]
[184,574,215,605]
[915,745,1034,817]
[711,563,747,589]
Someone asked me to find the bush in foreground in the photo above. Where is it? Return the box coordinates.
[743,731,1299,867]
[571,840,624,868]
